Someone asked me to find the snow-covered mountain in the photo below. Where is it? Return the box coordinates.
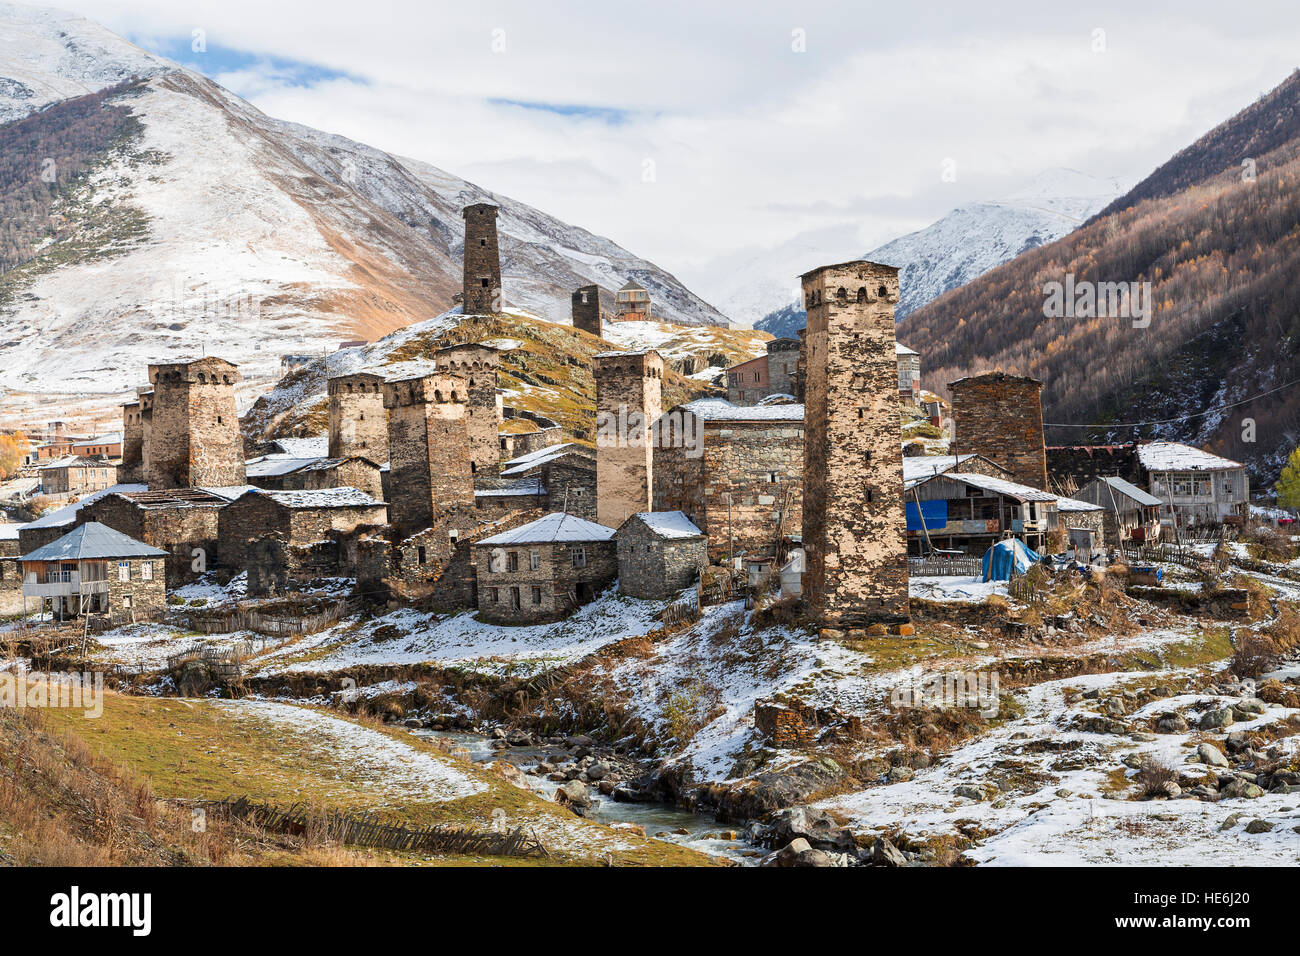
[0,2,729,419]
[754,168,1127,339]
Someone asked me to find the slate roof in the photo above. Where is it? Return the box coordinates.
[624,511,704,539]
[1137,442,1243,472]
[477,513,616,545]
[21,522,168,562]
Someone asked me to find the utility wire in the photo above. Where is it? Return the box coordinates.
[1044,375,1300,428]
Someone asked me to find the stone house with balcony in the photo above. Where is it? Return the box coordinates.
[615,279,652,321]
[19,522,167,623]
[615,511,708,600]
[905,471,1058,556]
[473,513,617,624]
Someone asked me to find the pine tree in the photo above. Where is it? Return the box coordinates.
[1277,446,1300,509]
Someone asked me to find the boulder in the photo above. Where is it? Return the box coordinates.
[1244,819,1274,834]
[1198,708,1234,731]
[1156,714,1189,734]
[870,837,908,867]
[483,760,531,790]
[1196,743,1230,768]
[769,807,856,853]
[554,780,592,812]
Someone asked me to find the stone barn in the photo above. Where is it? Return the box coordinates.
[218,488,388,594]
[246,453,384,500]
[473,513,617,624]
[498,443,598,520]
[616,512,708,601]
[77,488,230,587]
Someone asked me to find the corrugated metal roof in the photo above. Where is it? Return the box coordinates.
[930,472,1057,502]
[1137,441,1243,472]
[1092,475,1163,508]
[21,522,168,561]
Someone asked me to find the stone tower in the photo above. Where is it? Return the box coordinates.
[949,372,1048,490]
[146,357,245,490]
[595,349,663,530]
[801,260,910,630]
[119,397,143,483]
[383,368,473,537]
[462,203,502,315]
[328,370,388,462]
[435,343,500,476]
[572,285,605,337]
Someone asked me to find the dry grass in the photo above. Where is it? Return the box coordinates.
[1134,756,1178,800]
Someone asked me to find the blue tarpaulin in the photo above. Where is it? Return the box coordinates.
[906,499,948,531]
[982,539,1041,581]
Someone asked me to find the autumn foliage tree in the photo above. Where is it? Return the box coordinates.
[0,431,29,479]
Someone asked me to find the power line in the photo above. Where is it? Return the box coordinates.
[1044,375,1300,428]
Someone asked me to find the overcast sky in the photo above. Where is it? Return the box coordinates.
[60,1,1300,301]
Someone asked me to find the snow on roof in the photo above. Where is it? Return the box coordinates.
[376,359,443,383]
[238,488,385,509]
[895,343,918,356]
[21,483,148,529]
[477,512,616,545]
[627,511,703,538]
[1056,496,1104,513]
[1091,475,1163,508]
[269,436,329,458]
[0,523,21,540]
[680,398,805,422]
[619,279,647,291]
[202,485,259,501]
[593,348,660,359]
[1137,441,1243,472]
[475,479,544,498]
[902,454,981,488]
[500,442,592,476]
[71,432,122,446]
[245,455,322,478]
[757,393,799,406]
[933,471,1057,502]
[21,522,169,562]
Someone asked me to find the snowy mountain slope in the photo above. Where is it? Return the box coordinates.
[0,1,170,123]
[754,168,1126,339]
[0,4,728,422]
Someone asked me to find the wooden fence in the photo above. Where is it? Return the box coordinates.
[908,555,983,577]
[212,796,547,859]
[661,590,701,626]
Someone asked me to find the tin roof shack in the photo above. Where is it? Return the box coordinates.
[76,488,230,588]
[0,524,22,616]
[1053,497,1106,554]
[906,471,1058,556]
[616,511,708,600]
[38,456,118,498]
[20,522,167,624]
[1137,442,1250,531]
[653,398,803,569]
[474,513,617,624]
[245,453,384,500]
[218,488,388,597]
[498,444,598,520]
[1074,477,1163,547]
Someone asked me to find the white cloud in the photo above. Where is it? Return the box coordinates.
[57,0,1300,312]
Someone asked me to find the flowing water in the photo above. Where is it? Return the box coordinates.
[410,729,758,863]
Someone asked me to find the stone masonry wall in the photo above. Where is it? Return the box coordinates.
[79,495,221,588]
[617,520,707,600]
[802,261,910,628]
[120,400,143,483]
[474,538,617,624]
[328,372,388,462]
[383,371,474,536]
[437,344,500,477]
[950,372,1048,491]
[595,350,663,530]
[571,284,605,337]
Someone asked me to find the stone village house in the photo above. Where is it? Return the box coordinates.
[473,513,617,624]
[615,511,708,601]
[20,522,167,623]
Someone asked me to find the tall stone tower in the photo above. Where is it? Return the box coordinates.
[572,285,604,337]
[435,343,500,476]
[949,372,1047,490]
[801,260,910,630]
[462,203,502,315]
[328,371,388,462]
[146,357,245,489]
[383,369,474,537]
[119,397,143,483]
[595,349,663,529]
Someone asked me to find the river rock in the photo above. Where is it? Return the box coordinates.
[869,837,907,868]
[1197,743,1230,768]
[1156,714,1189,734]
[1220,778,1264,800]
[586,762,610,781]
[555,780,592,811]
[484,760,530,790]
[769,807,856,852]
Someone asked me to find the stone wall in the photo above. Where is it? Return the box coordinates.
[146,357,246,489]
[217,493,386,581]
[383,370,474,536]
[474,537,617,624]
[104,556,167,623]
[541,458,598,520]
[950,372,1048,491]
[328,371,388,462]
[616,520,707,600]
[79,495,222,588]
[119,400,143,483]
[595,350,663,529]
[462,203,501,315]
[766,338,801,397]
[802,261,910,628]
[1046,443,1142,490]
[0,540,21,616]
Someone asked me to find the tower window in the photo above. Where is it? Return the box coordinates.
[480,238,487,246]
[878,284,888,297]
[481,278,490,287]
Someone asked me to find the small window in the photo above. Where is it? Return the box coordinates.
[122,594,132,608]
[417,546,427,565]
[489,587,499,603]
[507,551,519,572]
[531,586,542,605]
[481,277,490,287]
[529,550,540,570]
[510,587,521,609]
[572,547,587,569]
[141,561,153,581]
[479,238,487,246]
[768,472,777,483]
[118,561,130,582]
[217,416,223,424]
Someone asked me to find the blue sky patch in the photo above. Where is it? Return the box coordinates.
[129,35,359,88]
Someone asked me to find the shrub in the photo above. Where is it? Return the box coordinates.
[1135,757,1179,799]
[1233,631,1280,679]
